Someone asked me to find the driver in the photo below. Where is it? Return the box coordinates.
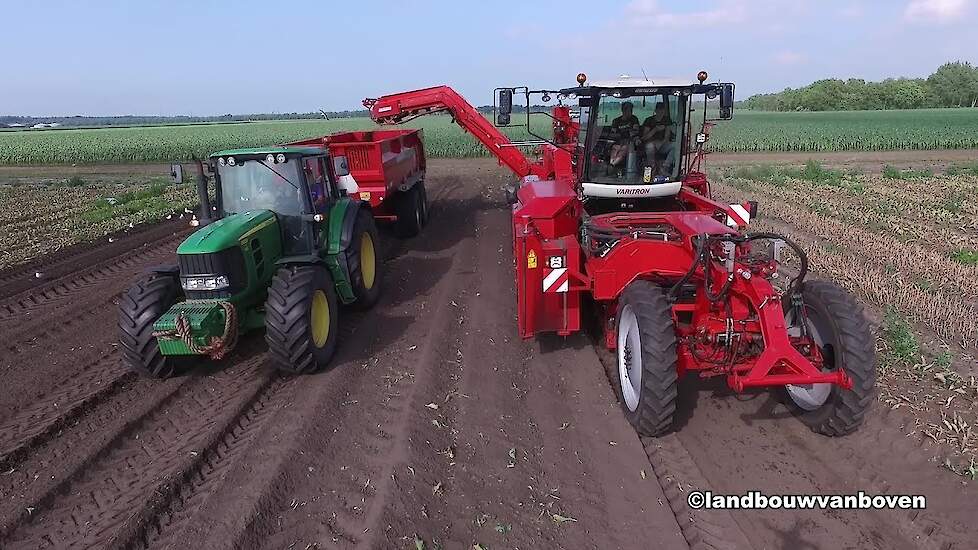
[641,102,676,176]
[608,101,640,168]
[256,176,299,214]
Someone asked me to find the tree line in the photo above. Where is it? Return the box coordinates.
[742,61,978,111]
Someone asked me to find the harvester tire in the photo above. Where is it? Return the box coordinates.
[347,209,382,309]
[614,281,678,437]
[265,265,339,374]
[394,185,423,238]
[785,280,876,436]
[119,273,181,379]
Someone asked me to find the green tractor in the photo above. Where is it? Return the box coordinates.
[119,146,381,377]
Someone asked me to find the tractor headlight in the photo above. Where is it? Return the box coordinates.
[266,154,276,163]
[181,275,230,291]
[276,153,286,163]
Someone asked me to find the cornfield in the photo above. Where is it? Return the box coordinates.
[2,108,977,165]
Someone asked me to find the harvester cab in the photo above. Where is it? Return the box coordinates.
[119,146,382,378]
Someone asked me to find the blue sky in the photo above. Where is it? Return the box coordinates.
[1,0,975,116]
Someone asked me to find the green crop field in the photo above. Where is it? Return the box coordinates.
[2,108,977,165]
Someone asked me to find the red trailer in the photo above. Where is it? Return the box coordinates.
[364,78,876,438]
[288,129,428,237]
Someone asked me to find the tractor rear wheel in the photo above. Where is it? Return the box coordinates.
[265,265,339,374]
[119,272,181,379]
[417,180,429,226]
[784,280,876,436]
[394,185,424,238]
[614,281,678,437]
[347,209,381,309]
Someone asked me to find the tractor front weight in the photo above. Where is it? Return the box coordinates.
[152,300,241,359]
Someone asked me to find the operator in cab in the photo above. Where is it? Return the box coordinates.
[641,102,676,177]
[608,101,641,169]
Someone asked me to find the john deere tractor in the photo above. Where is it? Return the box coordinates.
[119,147,380,377]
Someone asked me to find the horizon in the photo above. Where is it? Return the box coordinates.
[1,0,976,117]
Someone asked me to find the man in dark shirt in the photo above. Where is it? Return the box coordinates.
[609,101,640,168]
[641,102,676,176]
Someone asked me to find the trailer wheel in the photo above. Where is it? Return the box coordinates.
[614,281,678,437]
[265,265,339,374]
[784,280,876,436]
[417,180,429,226]
[119,273,181,379]
[394,185,423,238]
[347,209,381,309]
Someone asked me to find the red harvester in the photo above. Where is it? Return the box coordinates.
[364,73,875,437]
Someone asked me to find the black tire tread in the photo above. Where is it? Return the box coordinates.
[393,185,423,238]
[618,281,679,437]
[796,280,876,436]
[346,209,381,310]
[118,273,180,379]
[264,265,338,374]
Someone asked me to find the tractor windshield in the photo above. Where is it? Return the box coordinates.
[589,93,684,184]
[219,159,306,216]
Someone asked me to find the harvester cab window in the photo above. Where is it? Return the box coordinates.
[589,93,683,184]
[219,159,305,217]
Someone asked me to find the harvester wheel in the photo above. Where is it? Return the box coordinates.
[784,280,876,436]
[394,185,423,238]
[119,273,181,379]
[614,281,678,437]
[265,265,339,374]
[347,209,382,309]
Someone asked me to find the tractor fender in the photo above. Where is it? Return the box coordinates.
[274,255,327,267]
[332,199,371,255]
[147,265,180,277]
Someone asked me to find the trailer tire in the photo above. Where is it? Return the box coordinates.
[418,180,429,226]
[784,280,876,436]
[394,185,423,238]
[119,273,181,379]
[347,209,381,310]
[615,281,678,437]
[265,265,339,374]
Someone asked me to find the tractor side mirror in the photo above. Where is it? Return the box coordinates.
[170,163,184,184]
[497,88,513,126]
[333,155,350,177]
[719,83,735,120]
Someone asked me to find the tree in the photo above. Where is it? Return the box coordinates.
[927,61,978,107]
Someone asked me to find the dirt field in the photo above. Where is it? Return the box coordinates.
[0,158,975,550]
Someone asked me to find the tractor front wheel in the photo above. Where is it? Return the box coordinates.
[119,272,181,379]
[784,280,876,436]
[265,265,339,374]
[346,209,381,309]
[614,281,678,437]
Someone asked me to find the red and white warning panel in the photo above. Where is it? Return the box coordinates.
[542,255,569,293]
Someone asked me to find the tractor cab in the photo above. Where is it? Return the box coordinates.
[561,75,735,200]
[207,147,345,255]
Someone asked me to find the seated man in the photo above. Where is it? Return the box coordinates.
[641,102,676,177]
[608,101,640,169]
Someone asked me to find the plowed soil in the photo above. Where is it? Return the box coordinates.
[0,158,974,550]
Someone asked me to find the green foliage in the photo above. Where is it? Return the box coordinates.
[882,165,934,179]
[882,309,919,365]
[950,249,978,266]
[83,180,171,222]
[946,161,978,177]
[743,61,978,111]
[65,175,87,187]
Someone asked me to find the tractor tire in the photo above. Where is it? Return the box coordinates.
[614,281,679,437]
[393,185,423,238]
[346,209,381,310]
[265,265,339,374]
[784,280,876,436]
[119,272,181,379]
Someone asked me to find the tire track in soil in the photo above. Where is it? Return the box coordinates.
[0,355,284,550]
[0,220,188,301]
[0,230,185,326]
[0,351,133,471]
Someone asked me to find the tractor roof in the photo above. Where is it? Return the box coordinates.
[210,146,323,158]
[586,76,693,88]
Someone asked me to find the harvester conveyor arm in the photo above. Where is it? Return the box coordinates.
[364,86,546,180]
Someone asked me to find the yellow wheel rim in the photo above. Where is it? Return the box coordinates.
[311,290,330,347]
[360,232,376,291]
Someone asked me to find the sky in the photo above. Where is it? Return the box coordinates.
[1,0,976,116]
